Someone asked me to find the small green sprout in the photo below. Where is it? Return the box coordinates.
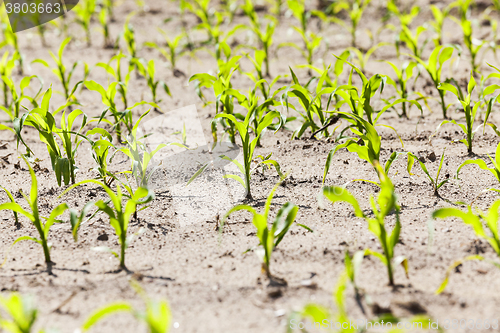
[456,141,500,191]
[383,60,419,118]
[0,51,20,107]
[408,149,450,196]
[433,74,485,155]
[0,75,42,121]
[61,181,153,270]
[96,51,132,109]
[214,110,282,200]
[0,157,70,268]
[432,201,500,294]
[32,38,85,104]
[82,279,171,332]
[330,0,371,48]
[73,0,96,46]
[223,177,305,284]
[131,58,171,107]
[0,293,41,333]
[145,30,188,75]
[15,89,88,186]
[323,163,408,286]
[406,44,458,119]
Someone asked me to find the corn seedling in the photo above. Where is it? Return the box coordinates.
[131,58,171,107]
[0,51,20,107]
[452,17,489,74]
[408,149,450,196]
[85,80,155,143]
[432,201,500,293]
[15,89,88,185]
[145,30,188,75]
[0,293,41,333]
[121,14,140,66]
[82,279,171,332]
[383,60,419,118]
[0,75,42,121]
[115,110,168,188]
[0,157,70,268]
[98,6,114,49]
[346,43,389,72]
[74,0,96,46]
[456,141,500,191]
[286,0,326,33]
[1,186,20,228]
[86,127,115,186]
[1,21,24,75]
[190,56,242,142]
[281,67,340,139]
[214,110,282,200]
[430,4,452,46]
[323,163,408,286]
[432,74,485,155]
[407,45,458,118]
[32,38,84,104]
[279,28,322,72]
[330,0,371,48]
[223,178,305,284]
[61,180,153,269]
[96,51,132,109]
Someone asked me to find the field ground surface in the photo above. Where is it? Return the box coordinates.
[2,0,500,332]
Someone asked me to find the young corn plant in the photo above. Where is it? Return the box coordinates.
[223,178,305,285]
[330,0,371,48]
[15,89,88,185]
[0,293,41,333]
[86,127,115,186]
[346,43,389,72]
[407,45,458,119]
[383,60,419,118]
[456,141,500,191]
[214,110,282,200]
[429,4,452,46]
[32,38,85,104]
[85,81,154,143]
[144,30,188,75]
[432,75,485,155]
[116,110,168,188]
[131,59,171,107]
[96,51,132,109]
[61,181,153,270]
[432,201,500,293]
[0,158,70,269]
[82,279,171,332]
[1,22,24,74]
[0,75,42,121]
[408,149,450,197]
[0,51,20,107]
[74,0,96,46]
[278,28,322,71]
[121,15,140,67]
[98,6,114,49]
[452,17,489,74]
[281,67,340,139]
[323,163,408,286]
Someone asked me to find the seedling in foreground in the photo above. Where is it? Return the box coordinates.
[61,180,153,270]
[16,89,88,186]
[323,163,408,286]
[214,110,282,200]
[223,178,306,285]
[0,158,70,269]
[456,141,500,191]
[408,149,450,197]
[0,293,40,333]
[433,74,485,155]
[82,279,171,332]
[433,201,500,293]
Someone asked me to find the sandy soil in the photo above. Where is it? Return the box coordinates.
[2,0,500,332]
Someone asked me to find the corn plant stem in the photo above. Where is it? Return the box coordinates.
[439,89,447,119]
[379,227,394,286]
